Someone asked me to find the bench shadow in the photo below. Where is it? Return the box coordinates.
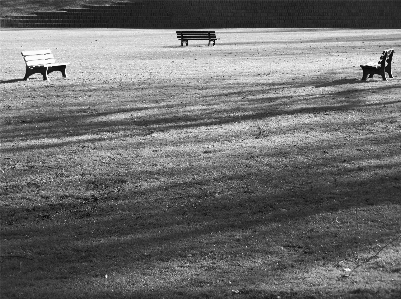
[0,78,25,84]
[163,45,185,49]
[317,77,399,88]
[314,78,362,88]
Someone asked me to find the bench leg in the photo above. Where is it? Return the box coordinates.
[42,70,49,81]
[385,64,393,78]
[379,70,387,81]
[60,65,67,78]
[23,67,48,80]
[23,67,36,80]
[47,65,67,79]
[361,69,369,81]
[23,69,31,81]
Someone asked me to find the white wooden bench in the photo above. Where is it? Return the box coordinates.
[21,49,69,80]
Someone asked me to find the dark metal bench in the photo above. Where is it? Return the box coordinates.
[360,49,394,81]
[176,31,217,46]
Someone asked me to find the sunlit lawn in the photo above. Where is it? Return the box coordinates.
[1,28,400,299]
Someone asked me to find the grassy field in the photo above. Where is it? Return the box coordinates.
[1,28,401,298]
[0,0,117,16]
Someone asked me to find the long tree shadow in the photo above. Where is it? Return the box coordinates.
[2,79,400,153]
[1,164,400,297]
[2,117,400,298]
[2,136,400,256]
[75,288,401,299]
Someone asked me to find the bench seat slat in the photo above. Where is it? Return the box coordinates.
[26,62,70,68]
[176,31,215,33]
[177,35,216,37]
[177,34,216,36]
[24,54,55,62]
[360,64,380,68]
[177,36,216,39]
[24,53,54,61]
[177,33,216,35]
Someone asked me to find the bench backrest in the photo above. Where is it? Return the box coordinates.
[385,49,394,63]
[176,31,216,39]
[21,49,56,67]
[377,49,395,66]
[377,50,388,67]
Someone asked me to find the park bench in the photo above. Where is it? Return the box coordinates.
[176,31,217,46]
[360,49,394,81]
[21,49,69,80]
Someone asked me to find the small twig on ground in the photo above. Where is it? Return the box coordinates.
[342,233,401,278]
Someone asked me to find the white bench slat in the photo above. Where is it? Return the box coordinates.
[26,58,57,67]
[24,54,55,63]
[21,49,52,56]
[23,52,56,67]
[24,53,54,61]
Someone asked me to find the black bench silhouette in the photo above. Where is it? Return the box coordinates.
[21,49,69,81]
[360,49,394,81]
[176,31,217,46]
